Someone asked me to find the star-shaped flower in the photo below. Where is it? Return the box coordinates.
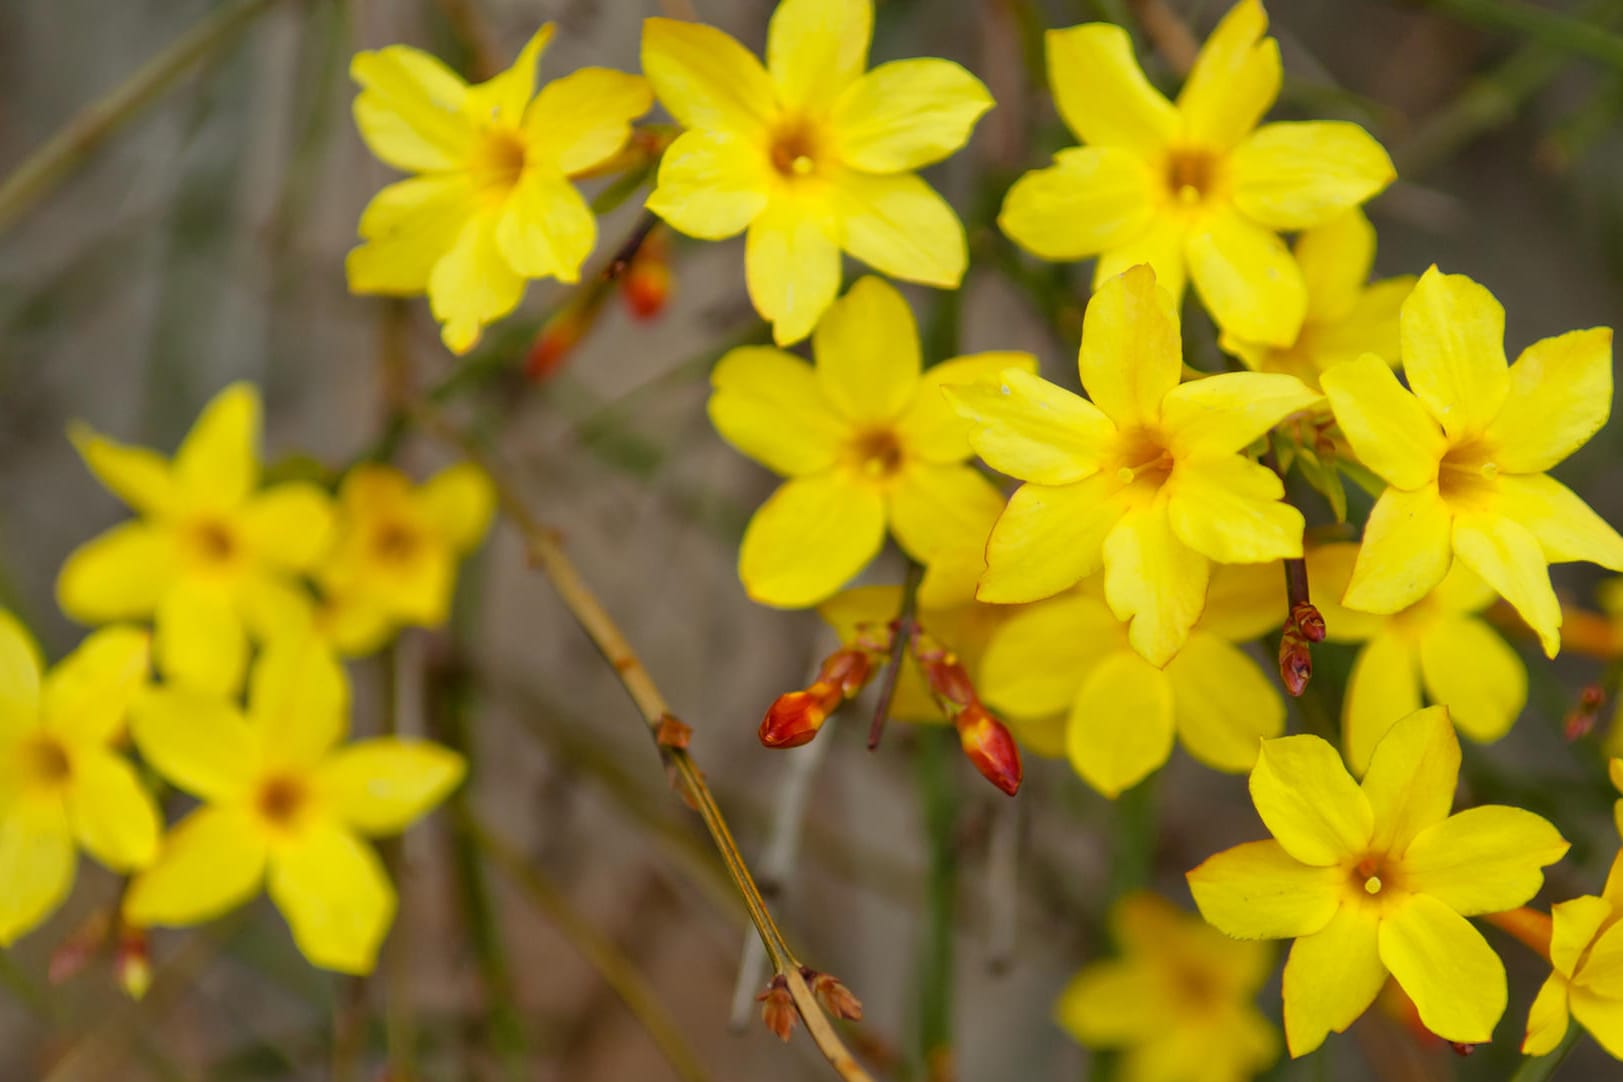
[1522,850,1623,1060]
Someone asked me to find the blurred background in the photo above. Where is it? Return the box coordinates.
[1,0,1622,1079]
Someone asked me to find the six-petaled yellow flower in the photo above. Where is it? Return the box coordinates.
[642,0,993,345]
[1188,707,1568,1056]
[711,275,1027,607]
[1308,543,1526,774]
[1523,849,1623,1060]
[1055,892,1278,1082]
[999,0,1394,346]
[0,613,157,945]
[979,566,1284,796]
[125,639,465,974]
[947,264,1319,665]
[1321,266,1623,657]
[58,384,334,696]
[349,26,652,353]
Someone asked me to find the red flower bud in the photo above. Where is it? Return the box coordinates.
[757,977,798,1042]
[1291,601,1326,643]
[956,703,1022,796]
[116,924,152,1001]
[760,684,840,748]
[1278,631,1312,697]
[1565,684,1606,741]
[911,631,977,708]
[803,967,863,1021]
[524,310,586,381]
[620,231,671,320]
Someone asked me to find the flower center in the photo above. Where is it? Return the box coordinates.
[472,130,528,197]
[1111,429,1175,491]
[1350,853,1399,900]
[1164,148,1220,206]
[371,520,423,563]
[22,735,72,789]
[256,774,309,829]
[1170,962,1221,1012]
[769,118,822,179]
[850,428,906,480]
[183,518,238,568]
[1437,441,1500,507]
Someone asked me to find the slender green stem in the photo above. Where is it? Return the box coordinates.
[1427,0,1623,72]
[1509,1026,1582,1082]
[916,728,958,1081]
[0,0,279,234]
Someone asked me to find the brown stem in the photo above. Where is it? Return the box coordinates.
[869,560,924,750]
[1127,0,1199,75]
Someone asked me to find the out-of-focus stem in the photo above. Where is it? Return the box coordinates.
[0,0,279,235]
[1509,1025,1582,1082]
[870,561,924,750]
[917,728,958,1081]
[1427,0,1623,72]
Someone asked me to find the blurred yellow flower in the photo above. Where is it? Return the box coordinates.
[1613,759,1623,839]
[1309,543,1526,775]
[58,384,334,696]
[1220,209,1414,390]
[642,0,993,345]
[348,26,652,353]
[1523,850,1623,1059]
[711,276,1027,607]
[999,0,1394,347]
[1055,892,1278,1082]
[1321,267,1623,657]
[0,613,157,945]
[125,640,465,974]
[1188,706,1567,1056]
[947,264,1319,665]
[979,565,1284,796]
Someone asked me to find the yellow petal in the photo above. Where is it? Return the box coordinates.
[1523,974,1571,1056]
[886,465,1004,567]
[0,611,41,738]
[240,483,334,572]
[268,822,395,974]
[155,580,246,696]
[1166,632,1283,772]
[1186,209,1306,348]
[896,352,1038,464]
[1094,215,1188,301]
[1312,277,1413,370]
[745,200,842,347]
[67,423,177,516]
[1305,543,1389,643]
[129,686,258,801]
[836,170,966,288]
[1358,705,1458,854]
[738,474,885,608]
[1453,512,1561,657]
[980,476,1125,603]
[1165,454,1303,564]
[640,17,776,137]
[1578,920,1623,996]
[1053,960,1164,1046]
[979,594,1119,719]
[996,147,1157,261]
[1403,805,1567,915]
[831,58,992,172]
[1198,560,1289,642]
[1343,485,1453,614]
[1321,352,1445,490]
[1378,894,1506,1044]
[350,45,472,173]
[1571,984,1623,1060]
[1402,267,1509,440]
[495,167,596,281]
[1281,904,1386,1056]
[1079,263,1182,429]
[43,626,149,748]
[1498,473,1623,570]
[417,462,495,551]
[0,808,74,946]
[1162,371,1321,458]
[1067,649,1174,797]
[57,523,179,622]
[1342,633,1422,776]
[766,0,870,109]
[347,174,477,296]
[1229,121,1395,231]
[708,346,845,476]
[318,738,464,836]
[176,383,260,510]
[429,212,527,354]
[1177,0,1280,149]
[944,368,1114,484]
[524,67,652,176]
[247,642,349,770]
[464,25,552,129]
[1416,616,1525,743]
[125,806,268,927]
[1102,502,1210,668]
[68,749,160,871]
[1551,894,1614,978]
[1605,842,1623,907]
[1296,209,1376,322]
[646,130,770,239]
[1482,327,1613,474]
[1044,24,1177,155]
[1250,733,1372,865]
[1187,839,1341,939]
[813,276,920,423]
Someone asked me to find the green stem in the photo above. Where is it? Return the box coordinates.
[0,0,279,234]
[1509,1026,1583,1082]
[1426,0,1623,72]
[916,728,957,1080]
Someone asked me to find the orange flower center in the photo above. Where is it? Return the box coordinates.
[183,518,239,568]
[472,130,528,197]
[769,118,823,179]
[1164,148,1220,206]
[1349,853,1401,900]
[371,520,423,563]
[1437,441,1500,507]
[256,774,309,829]
[1111,428,1175,491]
[850,428,906,480]
[22,735,72,788]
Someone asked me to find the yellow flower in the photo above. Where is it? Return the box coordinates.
[1308,543,1526,775]
[314,462,496,653]
[1321,266,1623,657]
[1220,209,1414,390]
[642,0,993,345]
[348,27,652,354]
[1523,850,1623,1059]
[1612,759,1623,840]
[711,275,1027,607]
[1055,892,1278,1082]
[999,0,1394,347]
[58,384,335,696]
[1188,706,1568,1056]
[978,565,1284,796]
[0,613,157,945]
[946,264,1320,665]
[125,639,465,974]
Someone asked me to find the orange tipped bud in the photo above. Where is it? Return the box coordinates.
[620,231,671,320]
[524,309,588,381]
[1565,684,1606,741]
[1291,601,1326,643]
[803,967,863,1021]
[911,631,977,708]
[819,647,873,697]
[757,977,798,1042]
[49,910,111,985]
[116,925,152,1001]
[956,703,1022,796]
[1278,630,1312,697]
[760,687,838,748]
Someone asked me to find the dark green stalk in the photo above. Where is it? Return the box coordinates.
[916,727,958,1081]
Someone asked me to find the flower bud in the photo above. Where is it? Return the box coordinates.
[912,633,978,709]
[1291,601,1326,643]
[620,230,671,321]
[49,910,110,985]
[956,703,1022,796]
[116,925,152,1001]
[759,685,840,748]
[756,977,798,1042]
[524,309,587,382]
[803,967,863,1021]
[1278,629,1312,697]
[1565,684,1605,741]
